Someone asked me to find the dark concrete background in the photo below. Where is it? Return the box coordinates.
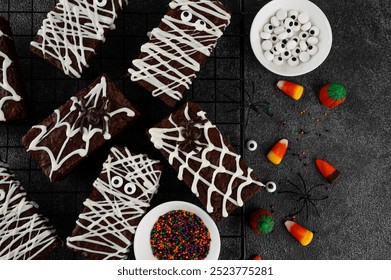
[0,0,390,259]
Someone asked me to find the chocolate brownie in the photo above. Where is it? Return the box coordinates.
[0,17,26,121]
[67,146,162,260]
[30,0,127,78]
[128,0,231,107]
[21,74,139,182]
[0,161,62,260]
[148,102,264,221]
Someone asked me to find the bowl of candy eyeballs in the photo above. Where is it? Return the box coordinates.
[250,0,332,76]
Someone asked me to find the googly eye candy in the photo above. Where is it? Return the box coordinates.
[309,26,320,37]
[111,176,123,188]
[195,19,207,31]
[181,10,193,22]
[124,183,137,195]
[0,189,5,201]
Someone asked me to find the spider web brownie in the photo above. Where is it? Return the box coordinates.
[128,0,231,107]
[0,17,26,121]
[67,146,162,260]
[148,102,265,221]
[0,161,62,260]
[30,0,127,78]
[21,74,139,182]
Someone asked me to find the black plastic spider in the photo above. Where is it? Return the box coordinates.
[224,81,273,127]
[74,96,111,135]
[279,173,329,220]
[177,116,207,152]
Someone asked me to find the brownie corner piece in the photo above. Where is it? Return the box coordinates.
[0,16,27,122]
[30,0,127,78]
[0,161,62,260]
[21,74,139,182]
[128,0,231,107]
[67,146,162,259]
[148,102,264,221]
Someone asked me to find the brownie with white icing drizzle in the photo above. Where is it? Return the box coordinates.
[21,74,139,182]
[0,17,26,121]
[0,161,62,260]
[67,146,162,260]
[148,102,265,221]
[30,0,127,78]
[128,0,231,107]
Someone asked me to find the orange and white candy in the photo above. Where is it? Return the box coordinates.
[285,220,313,246]
[276,80,304,101]
[267,139,288,165]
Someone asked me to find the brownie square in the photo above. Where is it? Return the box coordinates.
[128,0,231,107]
[148,102,264,221]
[30,0,127,78]
[0,16,26,121]
[67,146,162,260]
[21,74,140,182]
[0,161,62,260]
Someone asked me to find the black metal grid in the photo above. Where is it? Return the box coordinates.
[0,0,248,259]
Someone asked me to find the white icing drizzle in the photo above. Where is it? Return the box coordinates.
[0,161,59,260]
[66,146,161,259]
[25,76,135,181]
[128,0,231,103]
[0,29,22,121]
[30,0,127,78]
[149,103,264,218]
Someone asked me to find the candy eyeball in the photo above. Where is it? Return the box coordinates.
[264,50,274,61]
[260,32,271,40]
[300,40,308,51]
[286,39,297,50]
[273,56,284,65]
[308,45,318,56]
[276,9,288,20]
[0,189,5,202]
[278,31,288,40]
[293,47,301,57]
[261,40,273,51]
[111,176,124,188]
[270,35,279,43]
[181,10,193,22]
[292,21,301,32]
[265,181,277,193]
[263,23,274,33]
[288,56,299,66]
[298,12,309,24]
[299,31,309,40]
[270,16,280,27]
[299,51,310,62]
[307,36,319,45]
[273,26,285,35]
[275,41,286,53]
[301,21,312,31]
[291,36,299,43]
[288,10,299,20]
[286,28,294,38]
[124,182,137,195]
[309,26,320,36]
[282,50,292,59]
[284,18,294,28]
[246,140,258,151]
[194,19,207,31]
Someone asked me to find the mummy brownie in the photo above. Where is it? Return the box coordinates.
[260,9,320,66]
[148,102,267,221]
[128,0,231,107]
[0,17,26,121]
[67,146,162,260]
[30,0,127,78]
[21,74,139,182]
[0,161,62,259]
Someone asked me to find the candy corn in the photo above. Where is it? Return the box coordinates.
[319,83,347,108]
[285,220,313,246]
[249,209,275,235]
[252,255,262,260]
[267,139,288,165]
[277,80,304,101]
[315,158,341,184]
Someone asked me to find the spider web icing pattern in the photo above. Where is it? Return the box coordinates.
[25,76,135,181]
[149,103,264,219]
[66,146,161,259]
[0,161,60,260]
[129,0,231,103]
[31,0,127,78]
[0,31,22,121]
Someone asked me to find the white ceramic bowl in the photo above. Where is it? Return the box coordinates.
[133,201,220,260]
[250,0,332,76]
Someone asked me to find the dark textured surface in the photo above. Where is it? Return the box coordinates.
[0,0,390,260]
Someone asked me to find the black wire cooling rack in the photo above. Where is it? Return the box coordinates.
[0,0,248,259]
